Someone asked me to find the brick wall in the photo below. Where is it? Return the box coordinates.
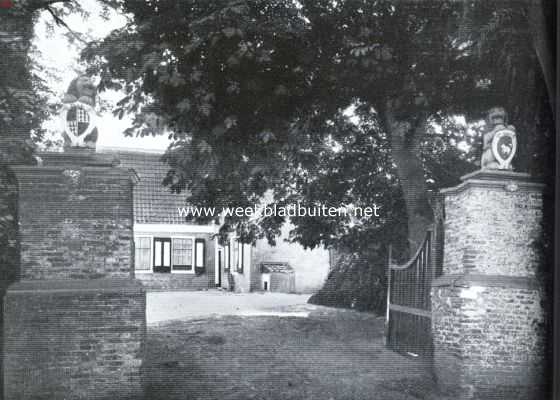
[0,169,19,292]
[432,279,546,398]
[5,153,146,399]
[4,279,145,400]
[136,272,210,291]
[442,174,543,277]
[12,165,134,280]
[432,170,548,399]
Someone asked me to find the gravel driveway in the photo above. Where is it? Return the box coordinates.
[143,291,436,400]
[147,291,314,324]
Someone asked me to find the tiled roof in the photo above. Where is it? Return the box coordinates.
[100,150,190,225]
[260,262,294,274]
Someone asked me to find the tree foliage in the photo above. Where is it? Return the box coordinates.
[83,0,497,251]
[80,0,554,315]
[0,0,553,314]
[0,0,122,288]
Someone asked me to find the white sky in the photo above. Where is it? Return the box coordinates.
[34,0,169,152]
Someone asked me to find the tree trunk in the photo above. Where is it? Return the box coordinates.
[527,0,555,117]
[383,104,434,254]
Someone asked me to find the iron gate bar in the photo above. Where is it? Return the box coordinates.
[385,227,435,358]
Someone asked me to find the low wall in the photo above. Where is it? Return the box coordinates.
[3,279,146,400]
[136,272,211,291]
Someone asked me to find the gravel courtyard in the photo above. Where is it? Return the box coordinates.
[143,291,435,400]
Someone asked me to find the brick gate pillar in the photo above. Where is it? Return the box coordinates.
[431,169,548,399]
[3,150,146,399]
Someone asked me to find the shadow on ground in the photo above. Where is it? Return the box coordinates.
[143,305,435,400]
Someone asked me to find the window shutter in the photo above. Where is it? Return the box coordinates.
[237,242,244,273]
[195,238,205,275]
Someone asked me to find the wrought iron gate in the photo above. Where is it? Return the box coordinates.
[385,228,436,358]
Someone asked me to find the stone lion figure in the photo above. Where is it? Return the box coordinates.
[61,75,99,150]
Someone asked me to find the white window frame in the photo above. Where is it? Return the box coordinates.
[133,234,198,274]
[134,236,153,274]
[171,235,196,274]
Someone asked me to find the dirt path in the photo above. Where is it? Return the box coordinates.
[147,291,313,324]
[143,301,435,400]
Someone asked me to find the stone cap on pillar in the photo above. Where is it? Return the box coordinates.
[36,149,120,168]
[10,151,140,185]
[6,278,145,295]
[440,169,545,195]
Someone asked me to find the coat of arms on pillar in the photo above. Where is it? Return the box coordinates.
[480,107,517,170]
[59,75,99,151]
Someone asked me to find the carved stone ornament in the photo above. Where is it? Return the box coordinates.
[491,128,517,169]
[480,107,517,170]
[59,76,99,150]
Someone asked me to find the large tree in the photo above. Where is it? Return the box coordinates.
[0,0,553,313]
[83,0,496,251]
[2,0,554,269]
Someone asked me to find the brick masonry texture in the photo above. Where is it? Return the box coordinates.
[432,171,547,399]
[137,272,211,291]
[432,284,546,398]
[3,279,146,400]
[443,183,542,277]
[5,154,146,399]
[12,165,135,280]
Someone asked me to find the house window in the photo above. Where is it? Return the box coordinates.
[153,238,171,273]
[135,237,151,272]
[172,238,193,272]
[195,239,205,269]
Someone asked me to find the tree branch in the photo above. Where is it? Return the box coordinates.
[27,0,70,12]
[45,5,88,45]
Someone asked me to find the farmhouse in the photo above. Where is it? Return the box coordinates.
[101,148,330,293]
